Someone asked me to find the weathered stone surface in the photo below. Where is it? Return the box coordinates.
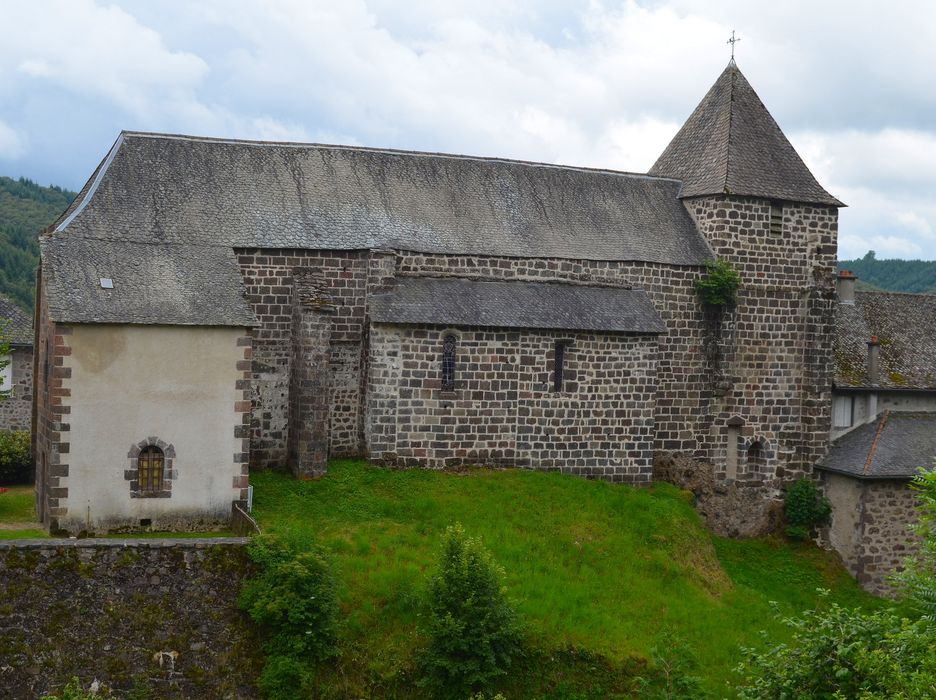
[366,325,659,481]
[0,539,260,699]
[0,346,32,431]
[821,472,922,595]
[653,451,784,537]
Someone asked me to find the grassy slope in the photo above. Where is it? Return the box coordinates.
[251,462,881,697]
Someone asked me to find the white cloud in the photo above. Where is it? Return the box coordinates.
[0,120,26,159]
[1,0,209,120]
[4,0,936,258]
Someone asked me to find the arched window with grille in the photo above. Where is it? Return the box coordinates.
[138,445,165,492]
[441,335,457,391]
[127,438,176,498]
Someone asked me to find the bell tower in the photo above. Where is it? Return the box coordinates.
[651,62,843,486]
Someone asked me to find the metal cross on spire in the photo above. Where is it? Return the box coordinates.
[727,30,741,63]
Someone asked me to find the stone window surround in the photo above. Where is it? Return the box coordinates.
[550,338,575,394]
[126,437,177,498]
[439,328,461,396]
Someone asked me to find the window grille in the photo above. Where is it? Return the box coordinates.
[138,445,165,492]
[441,335,457,391]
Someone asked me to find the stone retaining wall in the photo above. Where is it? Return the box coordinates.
[0,538,260,699]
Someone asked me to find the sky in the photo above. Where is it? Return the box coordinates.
[2,0,936,260]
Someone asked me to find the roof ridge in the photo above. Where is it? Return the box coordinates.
[862,410,890,475]
[118,130,684,184]
[722,63,736,196]
[856,289,936,300]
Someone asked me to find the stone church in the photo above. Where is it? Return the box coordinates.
[34,62,841,534]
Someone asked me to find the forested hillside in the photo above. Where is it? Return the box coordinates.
[838,251,936,294]
[0,176,75,310]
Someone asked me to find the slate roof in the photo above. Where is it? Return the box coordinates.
[834,290,936,390]
[370,277,666,333]
[41,237,257,327]
[650,63,843,206]
[817,411,936,479]
[51,131,713,266]
[0,294,32,346]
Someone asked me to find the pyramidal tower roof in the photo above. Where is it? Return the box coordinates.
[650,62,843,206]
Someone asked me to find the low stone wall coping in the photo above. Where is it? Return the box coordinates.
[0,536,250,550]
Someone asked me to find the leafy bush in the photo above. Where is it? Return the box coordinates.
[784,478,831,541]
[0,430,32,485]
[636,631,705,699]
[422,523,521,698]
[735,593,936,699]
[239,534,339,697]
[896,465,936,624]
[41,677,107,699]
[694,259,741,307]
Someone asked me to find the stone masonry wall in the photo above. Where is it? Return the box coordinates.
[395,254,711,458]
[32,274,71,527]
[0,538,260,699]
[857,479,921,595]
[237,249,370,469]
[822,471,922,595]
[239,196,835,488]
[0,346,32,432]
[685,196,839,484]
[366,325,658,482]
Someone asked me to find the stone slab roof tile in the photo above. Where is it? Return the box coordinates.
[834,290,936,389]
[370,277,666,333]
[0,294,33,346]
[53,132,713,266]
[650,63,843,206]
[41,237,257,327]
[817,411,936,479]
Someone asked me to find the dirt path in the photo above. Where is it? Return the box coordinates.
[0,521,40,530]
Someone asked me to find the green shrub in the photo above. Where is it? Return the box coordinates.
[694,259,741,307]
[784,478,831,541]
[637,631,705,699]
[41,677,108,699]
[422,523,521,698]
[0,429,31,485]
[735,594,936,699]
[896,465,936,624]
[239,534,339,697]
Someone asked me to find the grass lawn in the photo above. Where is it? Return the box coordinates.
[0,485,46,540]
[250,461,885,698]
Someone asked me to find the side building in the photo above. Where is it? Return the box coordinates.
[818,273,936,593]
[0,293,33,432]
[34,62,842,534]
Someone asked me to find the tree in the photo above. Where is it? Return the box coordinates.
[735,466,936,698]
[422,524,521,698]
[896,465,936,624]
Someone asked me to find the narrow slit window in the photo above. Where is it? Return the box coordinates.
[138,445,165,492]
[554,341,566,392]
[441,335,457,391]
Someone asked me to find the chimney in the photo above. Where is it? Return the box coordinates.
[837,269,856,304]
[867,335,881,385]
